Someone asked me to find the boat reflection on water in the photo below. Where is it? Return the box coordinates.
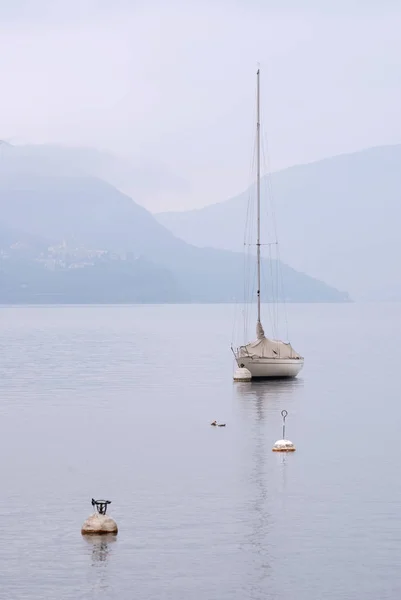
[233,377,304,415]
[233,378,302,593]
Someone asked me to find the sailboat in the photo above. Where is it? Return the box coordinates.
[232,69,304,379]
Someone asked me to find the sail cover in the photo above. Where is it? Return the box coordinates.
[238,321,302,359]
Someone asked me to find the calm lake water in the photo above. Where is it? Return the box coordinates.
[0,303,400,600]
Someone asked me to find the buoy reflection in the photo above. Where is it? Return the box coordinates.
[83,533,117,565]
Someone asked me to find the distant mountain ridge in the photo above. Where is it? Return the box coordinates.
[0,143,350,303]
[156,145,401,301]
[0,142,190,210]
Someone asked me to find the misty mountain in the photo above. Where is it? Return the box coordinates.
[0,220,50,254]
[0,147,349,303]
[0,254,184,304]
[0,142,190,211]
[156,145,401,301]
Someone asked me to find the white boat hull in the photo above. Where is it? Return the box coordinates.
[236,356,304,379]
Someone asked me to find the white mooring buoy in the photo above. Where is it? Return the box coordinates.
[233,367,252,382]
[272,410,296,452]
[81,499,118,535]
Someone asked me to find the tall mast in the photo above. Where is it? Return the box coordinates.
[256,68,261,324]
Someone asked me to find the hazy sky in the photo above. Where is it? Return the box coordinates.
[0,1,400,211]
